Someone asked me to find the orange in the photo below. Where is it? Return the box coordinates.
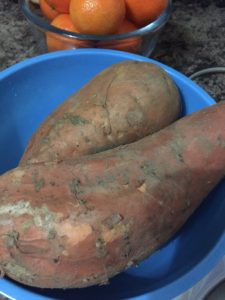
[98,18,141,54]
[46,14,94,52]
[40,0,59,21]
[69,0,126,35]
[125,0,168,27]
[45,0,71,13]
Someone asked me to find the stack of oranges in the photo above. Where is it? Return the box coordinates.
[39,0,168,53]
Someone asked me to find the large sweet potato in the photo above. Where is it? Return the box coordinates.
[1,101,225,288]
[20,60,181,164]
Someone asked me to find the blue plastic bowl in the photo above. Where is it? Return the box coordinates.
[0,49,225,300]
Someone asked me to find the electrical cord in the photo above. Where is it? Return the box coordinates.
[189,67,225,80]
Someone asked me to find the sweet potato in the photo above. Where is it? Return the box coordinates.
[20,60,181,164]
[1,101,225,288]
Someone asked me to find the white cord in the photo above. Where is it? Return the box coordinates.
[189,67,225,80]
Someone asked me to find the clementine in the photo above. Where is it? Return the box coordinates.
[45,0,71,13]
[40,0,59,21]
[125,0,168,27]
[69,0,126,35]
[98,18,141,54]
[46,14,94,52]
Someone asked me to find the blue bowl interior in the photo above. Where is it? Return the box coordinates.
[0,49,225,300]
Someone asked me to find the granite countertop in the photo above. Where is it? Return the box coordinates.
[0,0,225,101]
[0,1,225,300]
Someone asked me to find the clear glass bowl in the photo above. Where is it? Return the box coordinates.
[19,0,172,57]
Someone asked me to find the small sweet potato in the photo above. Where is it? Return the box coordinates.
[0,101,225,288]
[20,60,181,164]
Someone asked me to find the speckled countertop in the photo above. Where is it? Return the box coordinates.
[0,0,225,101]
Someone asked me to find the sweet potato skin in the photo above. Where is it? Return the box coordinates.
[20,60,181,164]
[1,101,225,288]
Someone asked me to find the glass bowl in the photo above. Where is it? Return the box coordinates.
[19,0,172,56]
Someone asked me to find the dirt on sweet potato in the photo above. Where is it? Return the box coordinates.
[0,101,225,288]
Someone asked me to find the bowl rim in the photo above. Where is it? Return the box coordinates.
[19,0,172,41]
